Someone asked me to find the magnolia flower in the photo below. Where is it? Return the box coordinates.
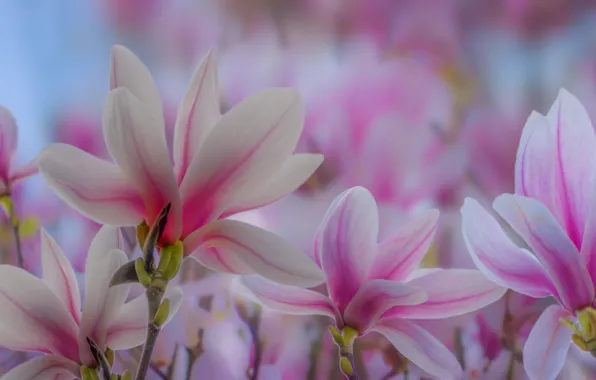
[461,89,596,380]
[237,186,506,379]
[0,225,181,379]
[38,45,324,287]
[0,106,38,193]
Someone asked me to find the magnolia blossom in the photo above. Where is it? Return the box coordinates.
[462,89,596,380]
[237,186,505,379]
[0,106,38,193]
[0,225,182,379]
[38,45,324,287]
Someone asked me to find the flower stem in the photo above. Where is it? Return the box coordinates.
[2,193,24,268]
[340,351,360,380]
[10,213,23,268]
[135,283,165,380]
[329,326,360,380]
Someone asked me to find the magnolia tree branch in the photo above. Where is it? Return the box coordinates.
[1,193,24,268]
[329,326,361,380]
[133,204,181,380]
[135,284,165,380]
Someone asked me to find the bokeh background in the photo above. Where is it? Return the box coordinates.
[3,0,596,378]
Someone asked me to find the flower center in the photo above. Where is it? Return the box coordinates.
[560,307,596,357]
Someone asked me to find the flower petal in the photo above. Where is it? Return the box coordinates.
[514,111,555,213]
[343,280,426,333]
[10,158,38,185]
[0,265,79,360]
[179,88,304,236]
[546,89,596,246]
[368,209,439,281]
[38,143,145,225]
[110,286,188,352]
[581,176,596,287]
[387,269,506,319]
[461,198,555,298]
[41,229,82,325]
[494,194,594,310]
[235,275,341,323]
[105,293,147,350]
[317,187,379,312]
[523,305,572,380]
[79,226,129,364]
[186,219,324,287]
[173,49,221,183]
[1,355,80,380]
[221,153,324,218]
[110,45,163,121]
[0,106,17,182]
[373,319,462,379]
[103,88,181,242]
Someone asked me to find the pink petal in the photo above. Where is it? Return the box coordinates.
[220,153,324,218]
[105,293,147,350]
[10,158,38,185]
[316,187,379,313]
[173,49,221,183]
[523,305,572,380]
[79,226,129,364]
[179,88,304,236]
[103,88,181,242]
[387,269,506,319]
[343,280,426,333]
[546,89,596,246]
[0,106,17,182]
[368,209,439,281]
[186,219,324,287]
[514,111,556,214]
[494,194,594,311]
[461,198,555,298]
[1,355,80,380]
[38,143,145,225]
[581,177,596,287]
[0,265,79,361]
[373,318,462,379]
[236,276,341,324]
[41,229,82,325]
[110,45,163,121]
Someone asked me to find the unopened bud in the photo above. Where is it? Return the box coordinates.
[157,245,173,274]
[105,347,114,367]
[122,370,132,380]
[137,221,149,248]
[339,356,353,375]
[135,258,152,287]
[80,366,99,380]
[154,298,170,327]
[328,325,343,345]
[110,375,119,380]
[342,326,359,346]
[162,241,183,280]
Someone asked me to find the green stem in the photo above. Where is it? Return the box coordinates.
[135,284,165,380]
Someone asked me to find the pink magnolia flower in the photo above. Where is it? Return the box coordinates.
[461,89,596,380]
[237,186,506,379]
[0,106,38,194]
[38,45,324,287]
[0,225,181,379]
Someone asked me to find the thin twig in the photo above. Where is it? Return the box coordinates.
[4,192,23,268]
[342,352,360,380]
[248,313,263,380]
[135,284,165,380]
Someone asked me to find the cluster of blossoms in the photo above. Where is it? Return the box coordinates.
[3,2,596,379]
[1,40,595,379]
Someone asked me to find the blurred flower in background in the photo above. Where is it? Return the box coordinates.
[2,0,596,378]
